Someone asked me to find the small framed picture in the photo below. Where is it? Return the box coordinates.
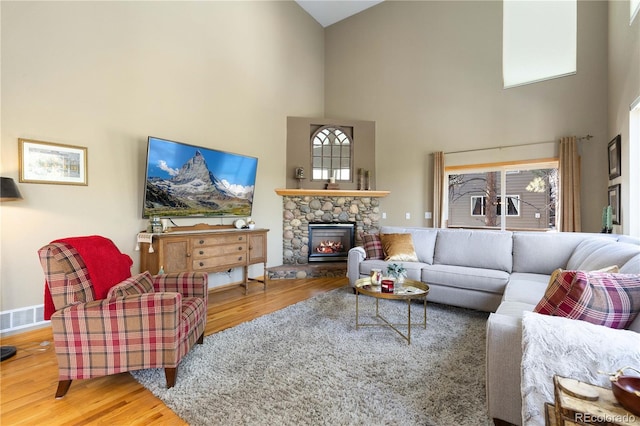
[19,139,88,185]
[608,184,621,225]
[607,135,621,180]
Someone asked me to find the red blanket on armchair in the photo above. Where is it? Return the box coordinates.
[43,236,133,320]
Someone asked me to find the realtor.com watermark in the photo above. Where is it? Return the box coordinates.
[575,412,637,423]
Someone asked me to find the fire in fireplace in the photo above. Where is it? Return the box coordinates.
[308,223,355,262]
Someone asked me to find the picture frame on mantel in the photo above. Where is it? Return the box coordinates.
[608,184,621,225]
[607,134,621,180]
[19,138,88,185]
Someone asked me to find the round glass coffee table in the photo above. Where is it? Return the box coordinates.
[354,277,429,344]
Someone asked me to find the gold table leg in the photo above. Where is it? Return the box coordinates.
[355,293,428,344]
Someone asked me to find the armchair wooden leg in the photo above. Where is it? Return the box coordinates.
[165,367,177,388]
[197,332,204,344]
[55,380,72,399]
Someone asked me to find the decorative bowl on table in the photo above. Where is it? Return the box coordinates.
[612,375,640,416]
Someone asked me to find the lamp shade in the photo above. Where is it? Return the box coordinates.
[0,177,23,201]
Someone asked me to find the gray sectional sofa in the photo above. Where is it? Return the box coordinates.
[346,226,640,425]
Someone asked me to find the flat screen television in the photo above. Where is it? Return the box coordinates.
[142,136,258,218]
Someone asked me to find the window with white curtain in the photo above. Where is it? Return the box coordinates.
[503,0,577,88]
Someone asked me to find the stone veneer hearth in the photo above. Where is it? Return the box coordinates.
[269,190,389,279]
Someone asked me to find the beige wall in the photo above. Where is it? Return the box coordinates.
[608,0,640,235]
[286,116,375,190]
[0,1,324,312]
[324,0,609,231]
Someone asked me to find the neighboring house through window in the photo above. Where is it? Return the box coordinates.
[471,195,520,217]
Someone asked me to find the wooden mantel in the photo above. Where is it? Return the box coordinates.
[275,188,390,197]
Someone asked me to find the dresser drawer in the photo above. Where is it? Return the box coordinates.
[192,243,247,258]
[193,234,246,247]
[193,253,245,270]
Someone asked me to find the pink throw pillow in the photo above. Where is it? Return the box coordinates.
[536,270,640,330]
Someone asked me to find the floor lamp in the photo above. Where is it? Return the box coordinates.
[1,177,23,361]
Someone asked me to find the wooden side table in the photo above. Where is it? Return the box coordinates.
[545,376,638,426]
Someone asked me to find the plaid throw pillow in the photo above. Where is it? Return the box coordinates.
[536,270,640,329]
[107,271,154,299]
[362,234,384,260]
[534,269,571,315]
[554,271,640,329]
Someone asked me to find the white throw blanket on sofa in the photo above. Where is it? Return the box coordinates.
[521,311,640,426]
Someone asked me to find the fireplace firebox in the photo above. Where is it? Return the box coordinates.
[308,223,355,262]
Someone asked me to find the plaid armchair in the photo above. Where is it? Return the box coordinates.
[38,236,208,398]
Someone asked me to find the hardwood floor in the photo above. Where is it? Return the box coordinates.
[0,277,347,425]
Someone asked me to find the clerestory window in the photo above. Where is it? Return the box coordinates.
[311,126,353,182]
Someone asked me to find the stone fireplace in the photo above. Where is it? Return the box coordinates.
[307,223,355,262]
[270,189,389,278]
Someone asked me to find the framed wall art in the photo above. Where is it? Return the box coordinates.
[607,134,621,180]
[608,184,621,225]
[19,138,88,185]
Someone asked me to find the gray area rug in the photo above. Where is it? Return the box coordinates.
[132,287,492,425]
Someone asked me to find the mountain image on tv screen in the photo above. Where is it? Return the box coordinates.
[143,137,258,218]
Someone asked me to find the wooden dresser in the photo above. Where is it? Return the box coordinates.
[139,225,269,295]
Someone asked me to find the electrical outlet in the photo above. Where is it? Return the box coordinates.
[425,212,432,219]
[405,212,411,220]
[382,212,387,219]
[534,212,541,219]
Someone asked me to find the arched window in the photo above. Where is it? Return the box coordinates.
[311,126,352,181]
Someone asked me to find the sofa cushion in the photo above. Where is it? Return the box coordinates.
[362,234,384,260]
[512,232,607,274]
[107,271,154,299]
[536,270,640,329]
[422,264,509,294]
[359,259,428,282]
[617,235,640,245]
[567,239,640,271]
[495,300,536,318]
[502,272,551,305]
[620,253,640,274]
[380,233,419,262]
[434,229,513,272]
[406,228,438,264]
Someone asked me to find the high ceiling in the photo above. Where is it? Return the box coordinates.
[295,0,384,27]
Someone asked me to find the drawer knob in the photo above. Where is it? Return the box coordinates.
[238,246,243,251]
[199,240,204,244]
[199,250,204,255]
[238,256,243,261]
[238,236,244,241]
[199,262,204,267]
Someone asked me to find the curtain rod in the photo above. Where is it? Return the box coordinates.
[443,134,593,155]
